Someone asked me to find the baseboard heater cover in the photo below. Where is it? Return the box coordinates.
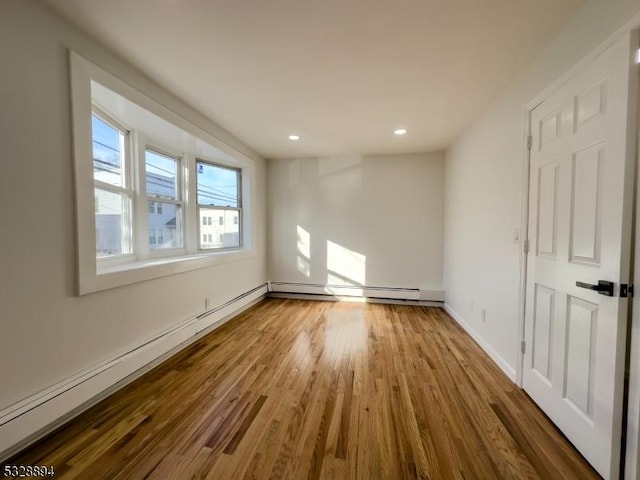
[0,283,268,462]
[269,282,444,302]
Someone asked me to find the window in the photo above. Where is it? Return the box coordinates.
[71,53,254,294]
[92,112,132,258]
[145,149,182,250]
[196,161,241,250]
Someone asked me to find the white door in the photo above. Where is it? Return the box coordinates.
[524,33,636,480]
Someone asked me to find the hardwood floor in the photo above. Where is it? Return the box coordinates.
[5,299,600,479]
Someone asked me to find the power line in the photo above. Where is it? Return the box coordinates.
[93,139,120,155]
[145,162,176,178]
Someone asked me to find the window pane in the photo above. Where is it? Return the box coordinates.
[146,150,178,199]
[95,188,131,257]
[148,201,182,249]
[199,208,240,249]
[92,114,126,187]
[196,162,239,207]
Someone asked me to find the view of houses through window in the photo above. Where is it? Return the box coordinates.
[145,149,182,250]
[91,112,242,258]
[197,161,241,249]
[92,113,132,257]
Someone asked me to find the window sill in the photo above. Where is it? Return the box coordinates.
[79,248,255,295]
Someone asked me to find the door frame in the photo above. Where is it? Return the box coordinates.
[516,27,640,479]
[624,74,640,479]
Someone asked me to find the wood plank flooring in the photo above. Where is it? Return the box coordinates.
[5,299,600,479]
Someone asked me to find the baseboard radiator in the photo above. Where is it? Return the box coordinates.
[268,281,445,304]
[0,283,268,462]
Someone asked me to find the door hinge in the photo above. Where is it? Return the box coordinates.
[524,239,530,254]
[527,134,533,151]
[621,284,634,298]
[521,340,526,354]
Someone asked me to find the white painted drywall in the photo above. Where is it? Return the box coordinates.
[444,0,640,378]
[268,153,444,293]
[0,0,266,415]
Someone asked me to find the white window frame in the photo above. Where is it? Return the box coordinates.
[196,159,243,252]
[70,51,256,295]
[139,142,186,258]
[91,108,135,264]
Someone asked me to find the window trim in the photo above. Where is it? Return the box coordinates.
[70,51,256,295]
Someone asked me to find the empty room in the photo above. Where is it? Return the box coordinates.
[2,0,640,479]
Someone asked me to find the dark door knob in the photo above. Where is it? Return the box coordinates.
[576,280,614,297]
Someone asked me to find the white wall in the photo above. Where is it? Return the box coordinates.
[268,153,444,294]
[0,0,266,424]
[444,0,640,377]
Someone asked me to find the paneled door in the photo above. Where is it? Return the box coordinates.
[524,33,636,480]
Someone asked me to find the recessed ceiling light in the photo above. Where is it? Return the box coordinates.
[288,134,300,141]
[394,128,407,136]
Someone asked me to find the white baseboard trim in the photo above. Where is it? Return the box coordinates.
[269,282,444,302]
[0,283,268,462]
[443,303,516,382]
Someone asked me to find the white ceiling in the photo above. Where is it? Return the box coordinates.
[44,0,584,159]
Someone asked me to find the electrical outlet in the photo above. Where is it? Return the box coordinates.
[205,297,211,310]
[480,308,486,322]
[513,228,520,244]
